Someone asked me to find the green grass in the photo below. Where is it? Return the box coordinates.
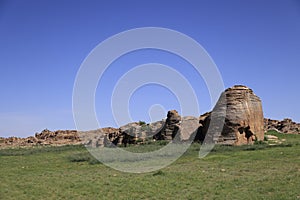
[0,132,299,199]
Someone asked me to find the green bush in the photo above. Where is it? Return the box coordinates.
[138,120,146,126]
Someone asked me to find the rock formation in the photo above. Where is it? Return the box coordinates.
[80,127,121,148]
[264,118,300,134]
[77,120,166,148]
[196,85,265,145]
[120,120,164,143]
[2,85,298,149]
[0,129,81,148]
[179,116,200,141]
[153,110,199,141]
[35,129,79,142]
[154,110,180,140]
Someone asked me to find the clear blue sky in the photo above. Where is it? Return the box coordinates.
[0,0,299,137]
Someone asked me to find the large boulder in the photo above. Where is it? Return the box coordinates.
[197,85,265,145]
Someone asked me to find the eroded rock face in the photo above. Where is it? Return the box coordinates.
[154,110,181,140]
[197,85,265,145]
[164,110,181,140]
[81,121,166,147]
[80,127,121,147]
[264,118,300,134]
[153,111,199,141]
[120,121,164,143]
[179,116,199,141]
[35,129,79,141]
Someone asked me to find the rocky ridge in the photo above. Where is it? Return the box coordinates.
[264,118,300,134]
[1,85,299,148]
[0,129,81,147]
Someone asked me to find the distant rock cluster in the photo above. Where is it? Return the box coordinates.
[264,118,300,134]
[80,121,164,148]
[1,85,299,148]
[0,129,81,148]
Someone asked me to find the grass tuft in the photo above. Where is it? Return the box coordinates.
[153,170,165,176]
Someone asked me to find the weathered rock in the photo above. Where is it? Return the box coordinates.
[0,137,4,145]
[120,121,164,144]
[154,110,181,140]
[195,112,211,142]
[265,135,278,141]
[80,127,121,147]
[120,122,146,144]
[164,110,181,140]
[152,112,199,142]
[34,129,80,145]
[264,118,300,134]
[179,116,199,141]
[102,127,123,145]
[80,130,103,148]
[3,85,297,148]
[80,121,166,148]
[26,136,38,143]
[197,85,265,145]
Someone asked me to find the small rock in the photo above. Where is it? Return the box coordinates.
[265,135,278,140]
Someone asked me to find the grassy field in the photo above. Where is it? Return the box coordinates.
[1,131,299,200]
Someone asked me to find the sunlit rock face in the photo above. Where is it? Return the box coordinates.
[197,85,265,145]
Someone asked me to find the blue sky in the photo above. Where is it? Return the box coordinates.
[0,0,299,137]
